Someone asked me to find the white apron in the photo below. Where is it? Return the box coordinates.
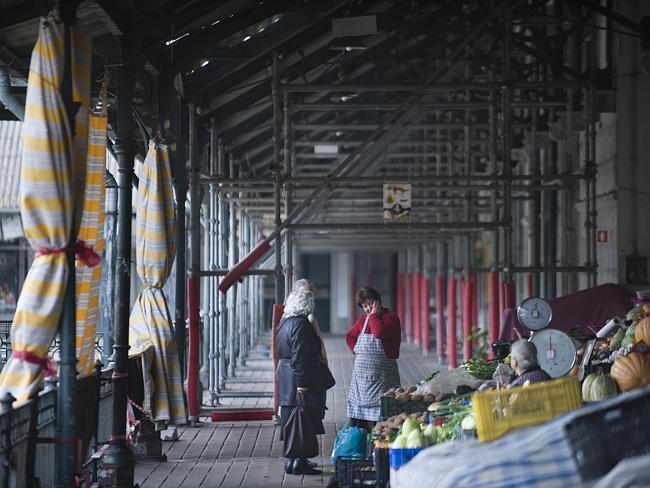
[347,314,400,421]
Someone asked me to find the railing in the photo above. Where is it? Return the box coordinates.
[0,364,114,487]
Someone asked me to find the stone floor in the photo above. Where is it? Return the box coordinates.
[134,335,443,488]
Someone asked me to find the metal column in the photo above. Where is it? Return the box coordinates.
[227,154,238,377]
[272,52,285,304]
[208,119,219,405]
[217,143,227,390]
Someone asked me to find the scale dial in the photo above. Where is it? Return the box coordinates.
[529,329,577,378]
[517,297,552,331]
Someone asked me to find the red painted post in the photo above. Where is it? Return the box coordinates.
[487,271,500,359]
[422,278,430,353]
[396,272,404,325]
[462,275,472,361]
[447,275,457,368]
[187,276,201,418]
[504,281,516,311]
[499,277,505,320]
[436,274,445,361]
[405,273,412,341]
[470,274,478,334]
[413,272,421,344]
[271,303,284,417]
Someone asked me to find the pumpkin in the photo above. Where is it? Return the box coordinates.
[635,318,650,345]
[581,374,597,402]
[611,352,650,391]
[589,374,618,401]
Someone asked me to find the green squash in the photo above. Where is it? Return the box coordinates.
[589,374,618,401]
[582,373,597,402]
[621,325,637,347]
[609,328,626,350]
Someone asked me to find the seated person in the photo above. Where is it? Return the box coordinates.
[508,340,551,387]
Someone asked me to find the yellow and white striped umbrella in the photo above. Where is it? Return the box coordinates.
[129,142,186,426]
[75,114,107,377]
[0,17,91,402]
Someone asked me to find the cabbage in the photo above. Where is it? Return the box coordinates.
[405,429,426,448]
[422,424,437,445]
[401,418,420,436]
[461,413,476,430]
[391,434,406,449]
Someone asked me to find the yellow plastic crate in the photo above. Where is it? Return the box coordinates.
[472,377,582,442]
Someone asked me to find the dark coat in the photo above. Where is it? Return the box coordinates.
[277,314,326,409]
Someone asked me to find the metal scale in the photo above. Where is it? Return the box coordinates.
[516,297,578,377]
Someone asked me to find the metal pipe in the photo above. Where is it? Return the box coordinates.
[227,154,237,377]
[291,101,567,111]
[99,37,136,484]
[217,144,227,390]
[199,269,276,277]
[272,52,284,304]
[282,80,590,92]
[588,87,598,285]
[208,118,219,405]
[502,2,513,282]
[284,90,294,294]
[187,102,201,422]
[289,222,500,231]
[0,65,24,120]
[102,171,118,363]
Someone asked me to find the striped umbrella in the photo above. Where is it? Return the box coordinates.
[129,142,186,427]
[75,113,107,376]
[0,18,91,402]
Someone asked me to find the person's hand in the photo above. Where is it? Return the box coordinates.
[370,301,381,315]
[296,387,308,394]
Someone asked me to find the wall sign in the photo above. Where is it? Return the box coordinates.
[383,183,411,222]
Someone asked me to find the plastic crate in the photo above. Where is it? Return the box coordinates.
[472,377,582,442]
[335,457,377,487]
[565,389,650,481]
[388,447,424,470]
[380,396,430,419]
[372,447,389,488]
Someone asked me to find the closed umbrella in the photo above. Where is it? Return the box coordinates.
[129,142,186,427]
[75,113,107,376]
[0,17,91,402]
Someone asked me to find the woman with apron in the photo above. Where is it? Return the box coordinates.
[346,286,402,431]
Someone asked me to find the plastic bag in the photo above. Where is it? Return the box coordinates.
[331,423,368,464]
[492,362,514,388]
[415,369,482,397]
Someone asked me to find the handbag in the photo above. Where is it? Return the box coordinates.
[321,363,336,390]
[283,394,319,459]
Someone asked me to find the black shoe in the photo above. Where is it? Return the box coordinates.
[304,458,318,468]
[292,458,322,475]
[284,459,294,474]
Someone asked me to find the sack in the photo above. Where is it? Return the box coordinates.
[331,423,368,464]
[321,363,336,390]
[283,395,319,459]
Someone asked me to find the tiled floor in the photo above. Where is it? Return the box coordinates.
[134,335,443,487]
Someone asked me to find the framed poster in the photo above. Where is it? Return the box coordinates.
[383,183,411,222]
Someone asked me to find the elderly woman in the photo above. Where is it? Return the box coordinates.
[509,340,551,387]
[346,286,401,431]
[277,288,326,476]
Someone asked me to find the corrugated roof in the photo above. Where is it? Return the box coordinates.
[0,120,22,212]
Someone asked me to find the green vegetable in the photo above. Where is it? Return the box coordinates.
[589,374,617,401]
[461,412,476,430]
[621,325,637,347]
[401,418,420,436]
[405,430,426,448]
[422,424,437,445]
[391,434,406,448]
[582,373,597,402]
[462,358,498,380]
[609,328,625,350]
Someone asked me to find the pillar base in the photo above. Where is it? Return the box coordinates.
[97,440,135,488]
[132,418,166,462]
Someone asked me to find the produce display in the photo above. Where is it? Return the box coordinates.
[382,385,437,403]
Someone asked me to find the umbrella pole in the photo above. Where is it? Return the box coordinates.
[98,44,135,487]
[55,3,80,485]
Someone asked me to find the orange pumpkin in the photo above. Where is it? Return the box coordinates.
[611,352,650,391]
[635,317,650,345]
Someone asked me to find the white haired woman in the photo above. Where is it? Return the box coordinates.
[509,340,551,387]
[277,288,327,475]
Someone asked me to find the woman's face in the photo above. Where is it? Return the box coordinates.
[360,299,377,314]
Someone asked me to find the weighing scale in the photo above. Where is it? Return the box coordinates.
[516,297,578,378]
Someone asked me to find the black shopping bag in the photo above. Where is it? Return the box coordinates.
[283,394,319,459]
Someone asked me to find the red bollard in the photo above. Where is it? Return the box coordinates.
[447,275,457,368]
[271,303,284,417]
[187,276,201,418]
[488,271,500,358]
[396,272,404,325]
[405,273,412,341]
[413,272,421,344]
[436,274,445,361]
[462,276,472,361]
[470,274,478,333]
[504,281,516,311]
[422,278,431,354]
